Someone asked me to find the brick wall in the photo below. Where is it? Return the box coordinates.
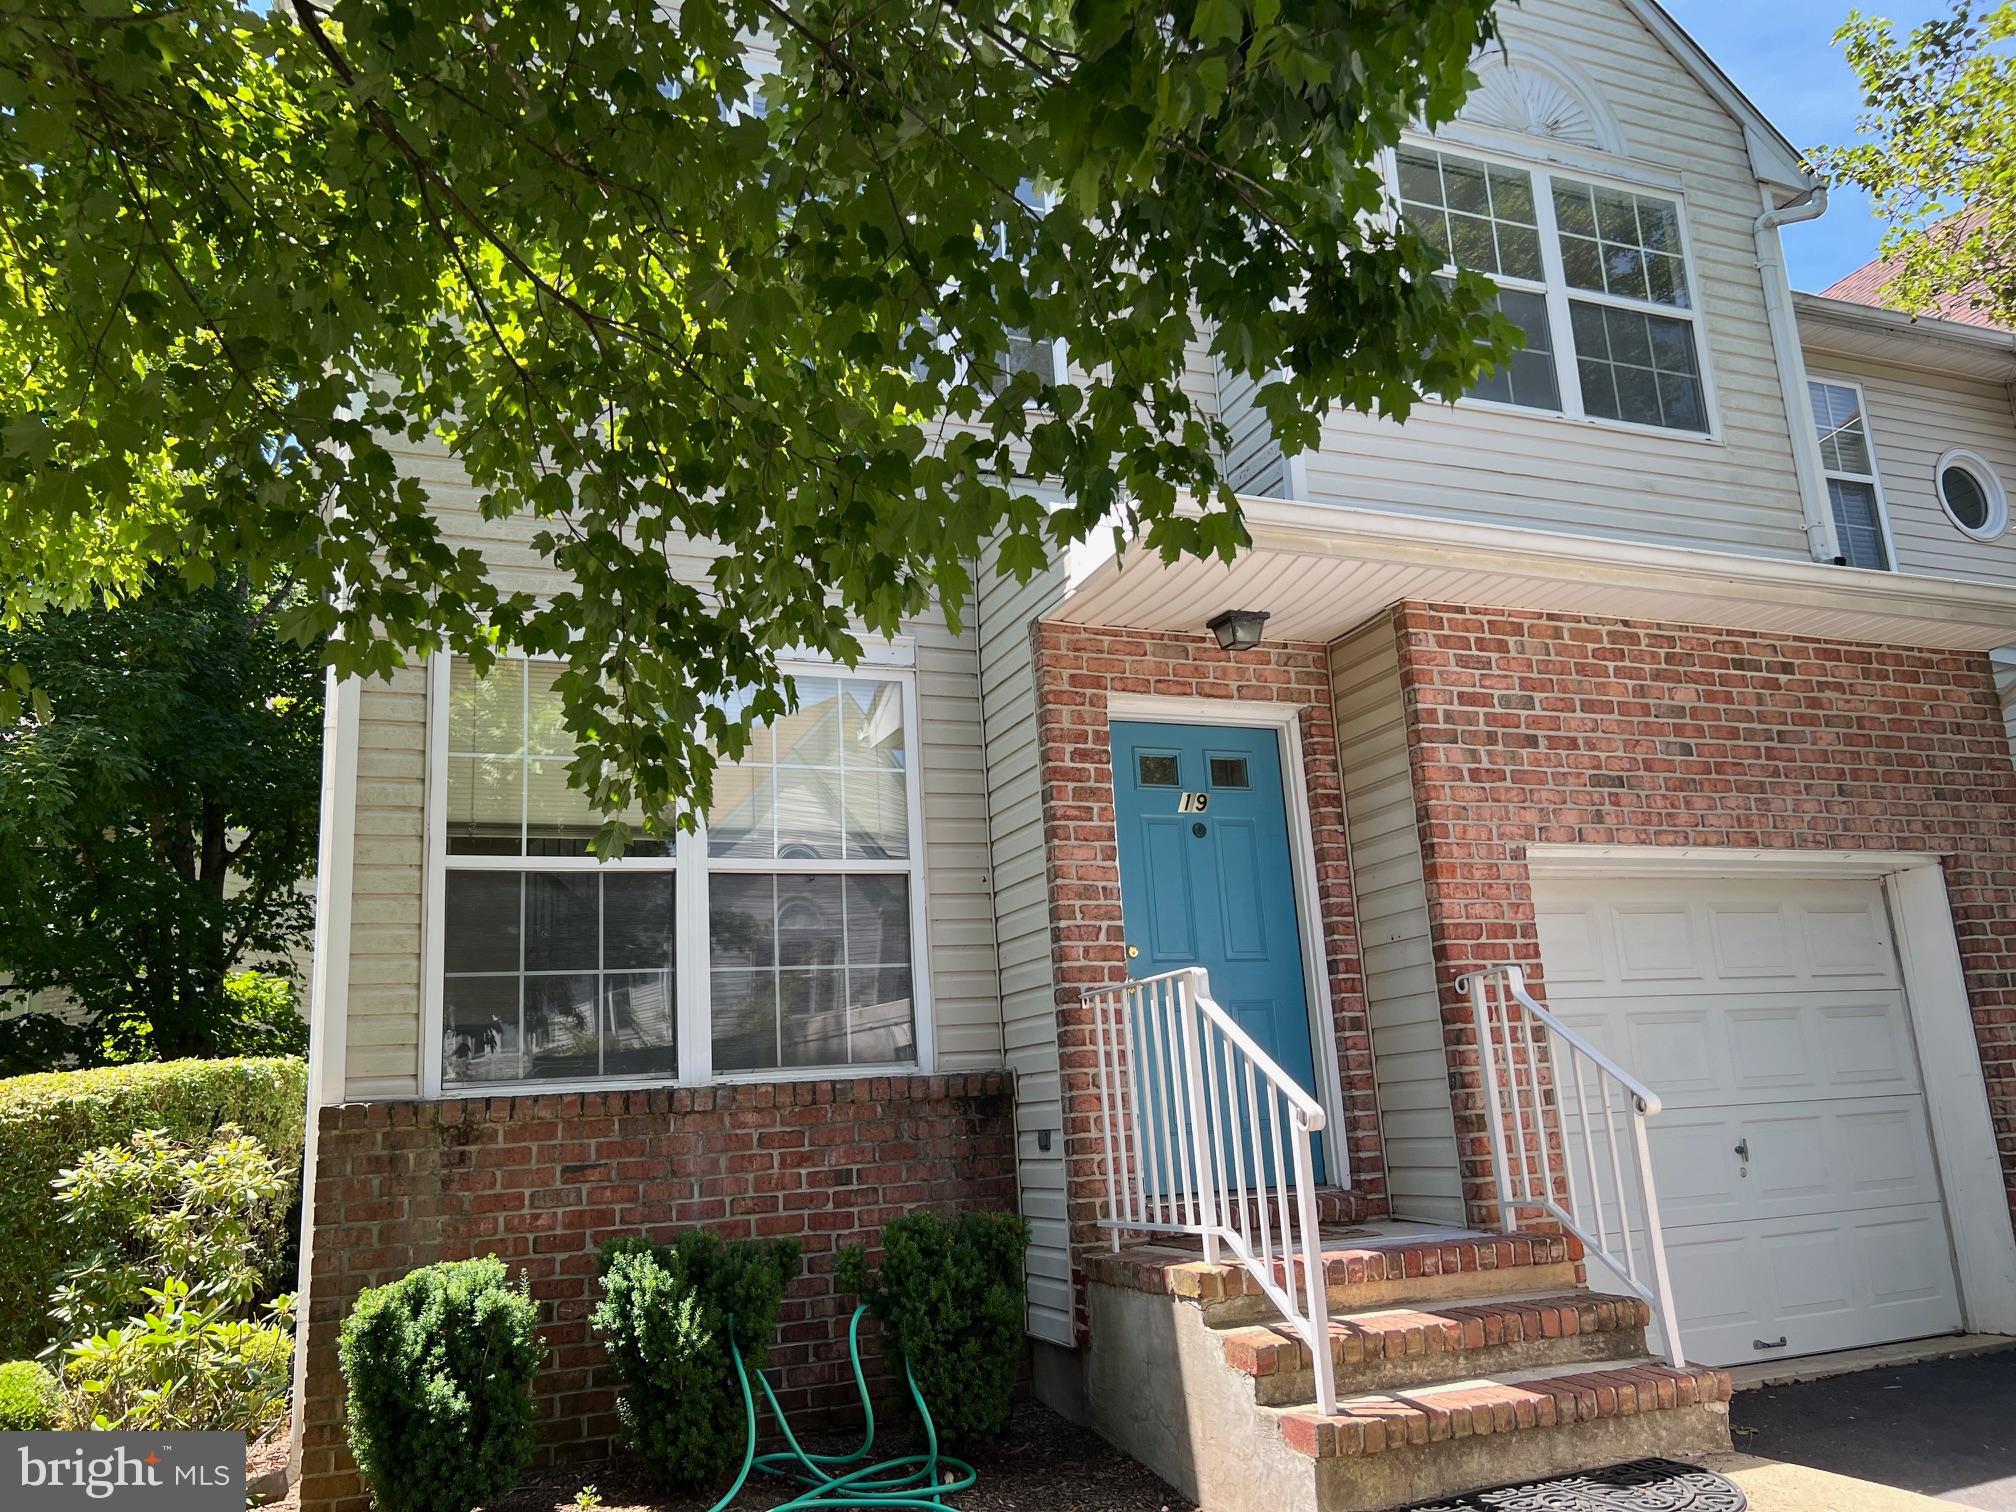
[1383,602,2016,1229]
[297,1074,1016,1512]
[1029,623,1387,1339]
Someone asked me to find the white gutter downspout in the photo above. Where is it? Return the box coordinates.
[1755,183,1840,563]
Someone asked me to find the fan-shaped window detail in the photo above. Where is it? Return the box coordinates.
[1458,51,1626,157]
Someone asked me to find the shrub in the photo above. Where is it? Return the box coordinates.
[339,1257,544,1512]
[48,1124,292,1349]
[0,1360,59,1430]
[590,1232,801,1488]
[62,1283,295,1436]
[837,1211,1029,1448]
[217,973,310,1058]
[0,1056,306,1357]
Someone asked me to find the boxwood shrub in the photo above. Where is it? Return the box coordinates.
[838,1211,1029,1449]
[339,1256,544,1512]
[591,1232,801,1488]
[0,1360,59,1430]
[0,1056,307,1357]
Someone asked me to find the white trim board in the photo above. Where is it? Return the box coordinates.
[1523,843,2016,1338]
[1103,692,1352,1187]
[307,671,362,1109]
[1056,495,2016,650]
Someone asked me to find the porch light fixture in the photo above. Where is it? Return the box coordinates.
[1207,608,1270,652]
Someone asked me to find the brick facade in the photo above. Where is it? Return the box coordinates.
[297,1074,1016,1512]
[1381,602,2016,1230]
[1030,623,1388,1339]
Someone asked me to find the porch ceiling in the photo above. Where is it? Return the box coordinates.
[1052,498,2016,651]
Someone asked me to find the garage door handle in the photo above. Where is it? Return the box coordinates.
[1734,1138,1749,1162]
[1754,1335,1787,1350]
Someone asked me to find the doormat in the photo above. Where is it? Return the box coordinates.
[1407,1458,1747,1512]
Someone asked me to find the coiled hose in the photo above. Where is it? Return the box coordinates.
[705,1304,977,1512]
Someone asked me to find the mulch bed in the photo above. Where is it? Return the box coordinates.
[262,1404,1195,1512]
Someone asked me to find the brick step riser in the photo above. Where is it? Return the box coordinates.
[1305,1401,1732,1512]
[1203,1258,1582,1328]
[1083,1271,1732,1512]
[1243,1322,1650,1408]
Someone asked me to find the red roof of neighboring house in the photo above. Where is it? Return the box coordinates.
[1821,211,2010,331]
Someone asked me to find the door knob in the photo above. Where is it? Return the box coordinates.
[1126,945,1140,959]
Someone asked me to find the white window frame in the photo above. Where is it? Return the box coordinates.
[1935,447,2011,542]
[1391,133,1724,443]
[1806,373,1899,572]
[420,652,935,1096]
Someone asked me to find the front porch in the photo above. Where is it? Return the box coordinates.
[1019,552,2016,1508]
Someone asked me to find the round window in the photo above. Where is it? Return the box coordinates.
[1935,450,2009,541]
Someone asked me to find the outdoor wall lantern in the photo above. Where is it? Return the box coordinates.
[1206,608,1270,652]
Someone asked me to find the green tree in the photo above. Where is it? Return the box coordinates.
[1812,2,2016,324]
[0,580,324,1071]
[1,0,1511,844]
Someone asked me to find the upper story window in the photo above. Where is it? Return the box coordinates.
[1397,144,1710,435]
[430,656,925,1092]
[1807,380,1892,571]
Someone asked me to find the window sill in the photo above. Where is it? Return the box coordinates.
[1443,393,1725,445]
[430,1060,927,1100]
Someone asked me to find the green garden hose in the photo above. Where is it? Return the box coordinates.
[706,1304,977,1512]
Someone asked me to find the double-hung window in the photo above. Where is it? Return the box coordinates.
[1397,144,1711,434]
[1807,380,1892,570]
[431,656,924,1091]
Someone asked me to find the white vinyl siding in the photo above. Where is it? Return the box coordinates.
[1254,0,1811,556]
[331,434,1002,1098]
[1796,345,2016,588]
[1221,363,1291,497]
[977,528,1075,1344]
[344,668,430,1097]
[1329,615,1464,1224]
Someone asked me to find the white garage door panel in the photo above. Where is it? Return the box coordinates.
[1621,1094,1945,1228]
[1535,875,1962,1367]
[1552,992,1924,1111]
[1661,1204,1962,1363]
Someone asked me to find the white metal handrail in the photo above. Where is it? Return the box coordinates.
[1087,966,1337,1414]
[1459,963,1685,1368]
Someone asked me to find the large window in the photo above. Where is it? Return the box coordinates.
[430,658,924,1090]
[1397,144,1711,434]
[1808,380,1893,571]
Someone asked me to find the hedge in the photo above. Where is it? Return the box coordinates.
[0,1056,307,1357]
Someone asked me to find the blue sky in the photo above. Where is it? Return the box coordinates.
[1668,1,1949,292]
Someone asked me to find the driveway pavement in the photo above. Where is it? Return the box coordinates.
[1726,1351,2016,1512]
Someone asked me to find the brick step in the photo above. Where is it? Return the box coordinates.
[1085,1229,1579,1325]
[1273,1358,1733,1461]
[1218,1292,1651,1406]
[1209,1186,1382,1232]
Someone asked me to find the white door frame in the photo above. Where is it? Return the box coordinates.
[1526,843,2016,1337]
[1106,693,1351,1187]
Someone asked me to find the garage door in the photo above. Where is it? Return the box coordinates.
[1533,874,1962,1367]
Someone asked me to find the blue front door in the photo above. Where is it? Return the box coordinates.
[1110,719,1324,1183]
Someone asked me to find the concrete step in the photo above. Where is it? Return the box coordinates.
[1267,1358,1734,1512]
[1084,1229,1580,1325]
[1218,1291,1651,1406]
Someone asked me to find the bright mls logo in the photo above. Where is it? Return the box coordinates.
[3,1433,245,1511]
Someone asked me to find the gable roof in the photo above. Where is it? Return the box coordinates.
[1621,1,1819,195]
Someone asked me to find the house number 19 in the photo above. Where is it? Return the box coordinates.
[1177,791,1210,813]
